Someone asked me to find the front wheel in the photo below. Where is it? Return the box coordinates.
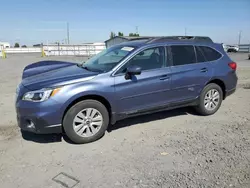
[195,83,223,116]
[63,100,109,144]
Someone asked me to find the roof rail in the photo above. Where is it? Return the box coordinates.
[146,36,213,43]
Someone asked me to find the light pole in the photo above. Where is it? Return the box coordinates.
[238,30,242,45]
[67,22,70,44]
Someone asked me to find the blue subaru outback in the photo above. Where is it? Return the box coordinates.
[16,36,238,144]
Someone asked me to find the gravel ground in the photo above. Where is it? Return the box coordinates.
[0,53,250,188]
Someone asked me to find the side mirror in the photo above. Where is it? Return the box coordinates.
[125,65,141,80]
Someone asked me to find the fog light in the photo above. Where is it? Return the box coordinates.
[27,120,35,129]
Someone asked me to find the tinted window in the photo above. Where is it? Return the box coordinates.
[171,45,196,66]
[195,46,206,62]
[117,46,165,73]
[199,46,222,61]
[83,46,136,72]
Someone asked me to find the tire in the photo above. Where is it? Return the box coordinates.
[63,100,109,144]
[195,83,223,116]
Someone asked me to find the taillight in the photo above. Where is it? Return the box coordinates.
[228,62,237,70]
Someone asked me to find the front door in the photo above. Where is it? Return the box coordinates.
[114,46,172,114]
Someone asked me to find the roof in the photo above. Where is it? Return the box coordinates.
[105,36,213,44]
[0,42,10,45]
[104,36,157,43]
[113,40,149,47]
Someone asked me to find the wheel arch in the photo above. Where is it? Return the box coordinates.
[62,94,113,129]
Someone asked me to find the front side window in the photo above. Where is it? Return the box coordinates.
[117,46,165,73]
[199,46,222,61]
[82,46,136,72]
[170,45,196,66]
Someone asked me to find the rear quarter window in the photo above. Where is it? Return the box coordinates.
[199,46,222,61]
[195,46,206,63]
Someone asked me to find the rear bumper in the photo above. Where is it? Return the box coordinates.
[225,87,236,98]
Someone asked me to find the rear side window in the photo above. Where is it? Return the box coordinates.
[199,46,222,61]
[170,45,196,66]
[195,46,206,63]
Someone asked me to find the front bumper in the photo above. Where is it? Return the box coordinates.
[16,98,63,134]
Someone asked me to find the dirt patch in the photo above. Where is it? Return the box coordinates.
[159,121,250,187]
[0,125,19,141]
[243,85,250,89]
[237,82,250,89]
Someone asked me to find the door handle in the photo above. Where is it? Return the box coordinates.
[159,75,170,80]
[200,68,208,72]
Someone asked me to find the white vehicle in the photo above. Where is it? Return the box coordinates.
[227,45,239,52]
[222,43,228,52]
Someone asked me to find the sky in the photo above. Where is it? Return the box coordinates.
[0,0,250,46]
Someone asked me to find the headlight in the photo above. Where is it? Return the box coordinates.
[22,88,61,102]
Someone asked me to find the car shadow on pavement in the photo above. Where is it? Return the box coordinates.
[21,130,79,144]
[20,107,199,144]
[21,130,63,143]
[107,107,199,132]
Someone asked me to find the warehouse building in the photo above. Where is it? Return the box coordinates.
[0,42,10,48]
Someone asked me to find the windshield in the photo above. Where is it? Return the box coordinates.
[81,46,136,72]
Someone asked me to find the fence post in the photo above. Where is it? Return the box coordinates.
[1,49,7,59]
[41,49,46,57]
[41,45,46,57]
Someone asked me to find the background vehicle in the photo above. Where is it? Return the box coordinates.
[227,45,239,52]
[16,36,238,144]
[222,43,228,52]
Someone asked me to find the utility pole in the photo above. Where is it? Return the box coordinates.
[67,22,70,44]
[238,30,242,45]
[185,27,187,36]
[136,26,138,34]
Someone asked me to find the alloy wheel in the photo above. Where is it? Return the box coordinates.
[73,108,103,137]
[204,89,220,111]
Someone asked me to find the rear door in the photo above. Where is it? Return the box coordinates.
[169,45,213,102]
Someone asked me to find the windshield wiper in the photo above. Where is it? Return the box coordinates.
[77,63,103,73]
[81,66,90,71]
[76,62,84,67]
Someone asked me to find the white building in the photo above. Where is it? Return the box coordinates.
[0,42,10,48]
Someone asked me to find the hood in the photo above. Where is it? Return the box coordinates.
[21,60,98,90]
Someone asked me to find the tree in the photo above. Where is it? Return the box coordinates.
[118,32,124,36]
[110,31,116,39]
[129,33,140,37]
[14,43,20,48]
[22,45,27,48]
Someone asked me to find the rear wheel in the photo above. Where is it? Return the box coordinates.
[195,83,223,116]
[63,100,109,144]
